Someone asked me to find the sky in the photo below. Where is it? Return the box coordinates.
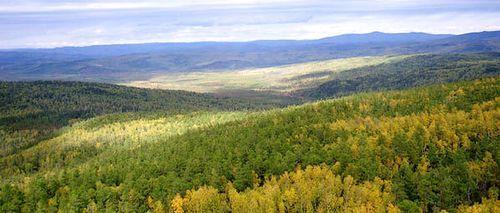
[0,0,499,49]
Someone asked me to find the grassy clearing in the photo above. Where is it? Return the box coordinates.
[124,55,408,93]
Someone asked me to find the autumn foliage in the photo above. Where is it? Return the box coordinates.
[0,78,498,212]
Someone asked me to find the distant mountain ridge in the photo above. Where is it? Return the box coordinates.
[0,31,498,82]
[314,31,452,44]
[3,31,454,57]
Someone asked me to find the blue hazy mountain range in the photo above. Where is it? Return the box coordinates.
[0,31,498,82]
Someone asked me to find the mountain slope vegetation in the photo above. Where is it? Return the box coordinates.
[0,81,293,157]
[302,53,500,98]
[1,77,498,212]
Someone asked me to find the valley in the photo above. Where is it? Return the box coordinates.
[124,55,405,93]
[124,53,499,97]
[0,31,499,212]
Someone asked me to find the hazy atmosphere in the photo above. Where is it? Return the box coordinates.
[1,0,499,48]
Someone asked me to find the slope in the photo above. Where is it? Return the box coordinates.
[403,31,500,54]
[0,81,294,157]
[1,77,498,212]
[301,53,500,99]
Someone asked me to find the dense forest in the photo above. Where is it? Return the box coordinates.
[301,53,500,99]
[0,81,295,158]
[1,77,498,212]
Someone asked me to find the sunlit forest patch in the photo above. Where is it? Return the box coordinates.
[1,77,498,212]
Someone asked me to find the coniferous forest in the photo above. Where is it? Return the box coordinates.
[1,76,498,212]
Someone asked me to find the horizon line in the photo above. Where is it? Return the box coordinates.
[2,30,498,51]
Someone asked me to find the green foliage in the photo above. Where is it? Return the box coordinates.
[0,81,289,157]
[0,77,498,212]
[0,80,279,130]
[0,111,250,180]
[173,165,399,212]
[302,53,500,99]
[0,184,24,212]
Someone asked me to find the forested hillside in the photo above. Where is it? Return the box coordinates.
[0,81,294,157]
[301,53,500,99]
[1,77,498,212]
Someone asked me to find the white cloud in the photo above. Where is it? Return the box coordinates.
[0,0,310,12]
[2,0,497,12]
[0,0,498,48]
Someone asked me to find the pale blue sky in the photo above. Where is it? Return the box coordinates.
[1,0,499,48]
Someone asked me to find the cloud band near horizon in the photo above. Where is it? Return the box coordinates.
[0,0,499,48]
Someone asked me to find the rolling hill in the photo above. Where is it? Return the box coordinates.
[5,32,452,58]
[1,30,499,213]
[124,55,408,93]
[0,77,498,212]
[1,52,496,162]
[300,52,500,98]
[0,81,295,158]
[124,53,500,97]
[1,31,498,82]
[403,31,500,53]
